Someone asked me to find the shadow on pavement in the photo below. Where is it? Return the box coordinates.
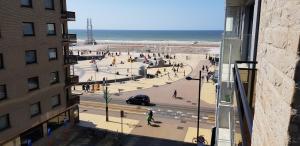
[175,96,184,100]
[149,124,160,127]
[121,133,196,146]
[153,121,162,124]
[147,103,156,106]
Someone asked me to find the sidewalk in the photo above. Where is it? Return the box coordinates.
[78,111,213,145]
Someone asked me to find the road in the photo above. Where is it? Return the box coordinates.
[80,95,215,124]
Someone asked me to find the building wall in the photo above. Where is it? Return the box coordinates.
[252,0,300,145]
[0,0,73,144]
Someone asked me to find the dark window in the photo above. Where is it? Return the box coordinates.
[47,111,69,132]
[51,95,60,108]
[48,48,57,60]
[25,50,37,64]
[20,0,32,7]
[20,124,43,146]
[28,77,39,91]
[22,22,34,36]
[0,85,7,100]
[44,0,54,10]
[30,102,41,117]
[0,114,10,131]
[0,54,3,69]
[47,23,56,35]
[50,71,59,84]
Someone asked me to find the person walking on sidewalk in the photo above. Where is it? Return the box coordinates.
[149,110,154,122]
[172,90,177,98]
[147,114,152,125]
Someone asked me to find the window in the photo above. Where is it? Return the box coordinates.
[30,102,41,117]
[21,0,32,7]
[28,77,39,91]
[20,124,43,145]
[50,71,59,84]
[25,50,37,64]
[47,23,56,35]
[44,0,54,10]
[0,54,3,69]
[48,48,57,60]
[0,114,10,131]
[47,112,69,132]
[22,22,34,36]
[0,85,7,100]
[51,95,60,108]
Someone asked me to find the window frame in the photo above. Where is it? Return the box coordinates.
[25,50,37,64]
[30,102,41,117]
[51,94,61,108]
[0,114,10,132]
[0,53,4,69]
[44,0,55,10]
[50,71,59,84]
[47,23,56,36]
[20,0,33,8]
[27,77,39,91]
[22,22,35,36]
[0,84,7,101]
[48,48,58,60]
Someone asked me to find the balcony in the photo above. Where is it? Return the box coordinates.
[65,75,79,86]
[61,11,76,21]
[64,55,78,65]
[62,34,77,43]
[67,94,80,107]
[233,61,257,146]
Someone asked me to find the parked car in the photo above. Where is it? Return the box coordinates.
[126,95,150,105]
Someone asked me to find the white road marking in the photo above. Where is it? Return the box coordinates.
[202,117,209,120]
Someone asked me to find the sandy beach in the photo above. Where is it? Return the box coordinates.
[70,40,221,54]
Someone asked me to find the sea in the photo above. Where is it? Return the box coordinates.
[69,30,223,43]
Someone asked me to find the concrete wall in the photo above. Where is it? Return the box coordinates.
[252,0,300,145]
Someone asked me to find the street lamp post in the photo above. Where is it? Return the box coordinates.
[186,70,202,142]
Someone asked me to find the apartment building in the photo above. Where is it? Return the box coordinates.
[215,0,299,145]
[0,0,79,145]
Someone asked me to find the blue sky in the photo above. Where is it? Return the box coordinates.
[67,0,225,30]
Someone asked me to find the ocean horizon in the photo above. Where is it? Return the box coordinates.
[69,29,223,42]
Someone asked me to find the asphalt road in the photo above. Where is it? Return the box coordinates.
[80,94,215,123]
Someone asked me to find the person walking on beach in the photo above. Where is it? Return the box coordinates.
[172,90,177,98]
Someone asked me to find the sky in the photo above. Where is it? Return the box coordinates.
[67,0,225,30]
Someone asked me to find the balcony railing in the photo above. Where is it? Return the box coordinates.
[61,11,76,21]
[233,61,257,146]
[65,75,79,86]
[62,34,77,43]
[67,94,80,107]
[64,55,78,65]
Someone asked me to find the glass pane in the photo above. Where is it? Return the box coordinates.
[30,103,40,116]
[44,0,54,9]
[50,72,59,83]
[0,85,6,99]
[23,23,34,35]
[26,51,36,64]
[21,0,31,6]
[48,49,57,59]
[51,95,59,107]
[47,24,55,35]
[28,78,38,90]
[0,115,8,130]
